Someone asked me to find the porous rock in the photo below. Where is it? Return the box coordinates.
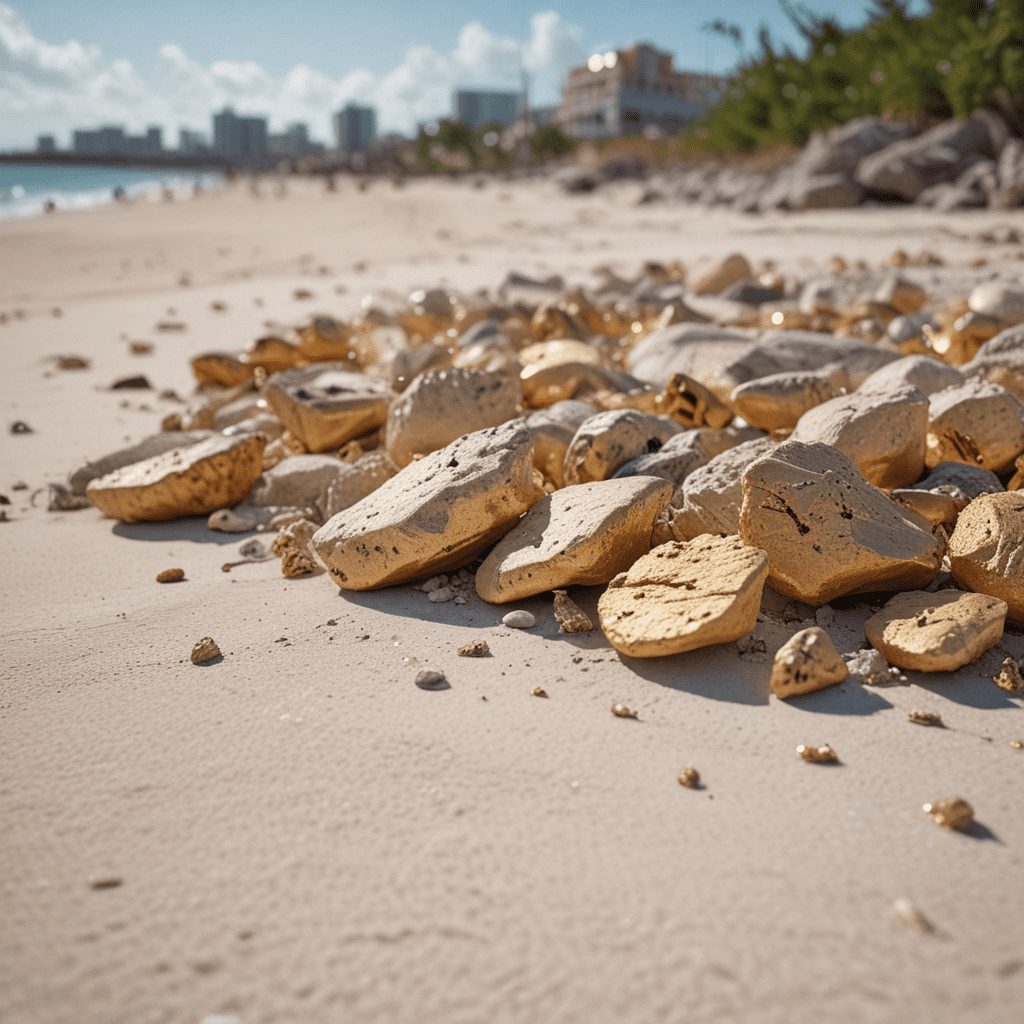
[597,535,769,658]
[790,384,929,489]
[948,492,1024,626]
[476,476,673,603]
[626,323,755,390]
[925,379,1024,474]
[864,589,1006,672]
[960,323,1024,403]
[386,367,521,468]
[263,365,392,453]
[310,423,542,590]
[69,430,214,495]
[87,434,266,523]
[769,626,848,698]
[270,518,319,577]
[860,354,964,397]
[522,400,595,488]
[890,488,963,528]
[321,451,398,519]
[248,454,351,515]
[612,430,712,489]
[738,440,943,605]
[730,370,841,432]
[563,409,682,485]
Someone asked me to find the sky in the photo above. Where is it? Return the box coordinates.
[1,1,897,150]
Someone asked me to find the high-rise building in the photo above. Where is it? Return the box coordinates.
[269,122,314,156]
[36,135,56,154]
[557,43,722,137]
[334,104,377,153]
[212,108,269,159]
[178,128,209,154]
[453,90,522,130]
[72,125,164,156]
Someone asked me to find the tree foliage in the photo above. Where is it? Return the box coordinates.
[695,0,1024,151]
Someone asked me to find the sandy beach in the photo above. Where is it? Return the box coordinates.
[2,174,1023,1024]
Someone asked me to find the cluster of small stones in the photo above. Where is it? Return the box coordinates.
[62,244,1024,715]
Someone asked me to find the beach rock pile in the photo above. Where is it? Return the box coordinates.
[66,246,1024,682]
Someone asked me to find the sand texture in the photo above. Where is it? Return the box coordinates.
[2,176,1024,1024]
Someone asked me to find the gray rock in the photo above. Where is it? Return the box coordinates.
[613,430,712,487]
[415,669,449,691]
[991,138,1024,209]
[626,323,756,390]
[69,430,213,495]
[860,354,964,397]
[960,322,1024,402]
[563,409,683,485]
[789,172,864,210]
[248,454,351,512]
[800,116,915,177]
[911,461,1003,499]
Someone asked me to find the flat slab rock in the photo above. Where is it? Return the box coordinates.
[770,626,849,698]
[597,535,769,658]
[263,365,392,453]
[864,589,1007,672]
[69,429,214,495]
[739,440,943,605]
[310,423,542,590]
[948,491,1024,626]
[87,433,266,523]
[476,476,673,603]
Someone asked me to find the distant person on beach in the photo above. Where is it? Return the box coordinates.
[112,186,126,203]
[42,199,56,214]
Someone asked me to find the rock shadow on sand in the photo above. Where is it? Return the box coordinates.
[112,518,248,545]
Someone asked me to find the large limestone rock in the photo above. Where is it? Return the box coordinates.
[322,452,398,519]
[790,384,929,490]
[925,379,1024,474]
[664,436,777,541]
[612,430,712,488]
[626,323,755,389]
[563,409,682,486]
[310,423,542,590]
[864,590,1007,672]
[521,401,595,488]
[598,536,769,658]
[860,354,964,397]
[385,367,521,468]
[769,627,848,698]
[475,476,673,603]
[87,433,267,523]
[69,430,213,495]
[690,253,752,296]
[263,366,392,453]
[730,370,841,432]
[738,440,943,605]
[960,323,1024,403]
[948,492,1024,626]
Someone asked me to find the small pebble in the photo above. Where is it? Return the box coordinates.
[1010,740,1022,749]
[796,743,838,763]
[191,637,221,664]
[428,586,455,603]
[677,767,700,788]
[908,710,943,726]
[893,897,936,935]
[89,876,122,890]
[502,610,535,628]
[415,668,449,691]
[9,421,32,434]
[611,702,637,719]
[530,686,548,698]
[457,639,489,657]
[552,589,594,633]
[238,539,270,560]
[157,568,185,583]
[993,658,1024,694]
[922,797,973,831]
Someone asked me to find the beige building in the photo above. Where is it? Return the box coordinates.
[557,43,722,138]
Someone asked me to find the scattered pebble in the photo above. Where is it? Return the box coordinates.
[89,876,123,891]
[796,743,839,763]
[130,341,153,354]
[56,355,90,370]
[457,639,489,657]
[552,590,594,633]
[611,703,638,719]
[191,637,221,664]
[893,897,937,935]
[908,710,943,726]
[156,568,185,583]
[47,483,92,511]
[677,767,700,788]
[428,586,455,603]
[1011,740,1022,749]
[12,480,27,490]
[922,796,973,831]
[110,375,152,390]
[502,610,535,629]
[415,668,449,691]
[9,421,33,434]
[530,686,548,698]
[993,657,1024,693]
[238,539,271,560]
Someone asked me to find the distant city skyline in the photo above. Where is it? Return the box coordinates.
[1,1,909,150]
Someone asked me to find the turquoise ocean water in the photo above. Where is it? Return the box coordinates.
[0,164,224,220]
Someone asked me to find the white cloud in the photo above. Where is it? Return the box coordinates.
[0,3,584,149]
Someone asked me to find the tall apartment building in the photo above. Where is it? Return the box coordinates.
[269,122,313,156]
[453,90,522,130]
[557,43,722,137]
[73,125,163,156]
[212,108,269,159]
[36,135,56,154]
[334,104,377,153]
[178,128,209,154]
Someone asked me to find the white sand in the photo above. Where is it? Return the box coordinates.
[2,176,1023,1024]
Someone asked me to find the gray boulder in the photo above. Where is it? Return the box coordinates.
[991,138,1024,209]
[626,323,756,389]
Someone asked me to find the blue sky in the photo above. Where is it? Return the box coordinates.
[1,1,902,148]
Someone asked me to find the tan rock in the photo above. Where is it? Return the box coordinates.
[69,430,214,495]
[522,401,595,488]
[87,433,266,523]
[738,440,943,605]
[475,476,673,603]
[520,361,648,409]
[597,535,769,658]
[959,324,1024,403]
[864,589,1006,672]
[271,518,319,577]
[385,367,521,468]
[322,451,398,519]
[248,453,351,514]
[911,461,1002,499]
[191,352,252,388]
[770,627,849,698]
[993,657,1024,693]
[552,590,594,633]
[518,339,602,370]
[651,373,734,430]
[925,379,1024,475]
[859,354,964,397]
[221,412,286,442]
[790,383,928,489]
[311,423,542,590]
[263,366,391,454]
[874,275,927,315]
[663,436,777,541]
[948,491,1024,626]
[967,281,1024,326]
[690,253,752,296]
[730,369,842,432]
[889,488,963,527]
[563,409,682,486]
